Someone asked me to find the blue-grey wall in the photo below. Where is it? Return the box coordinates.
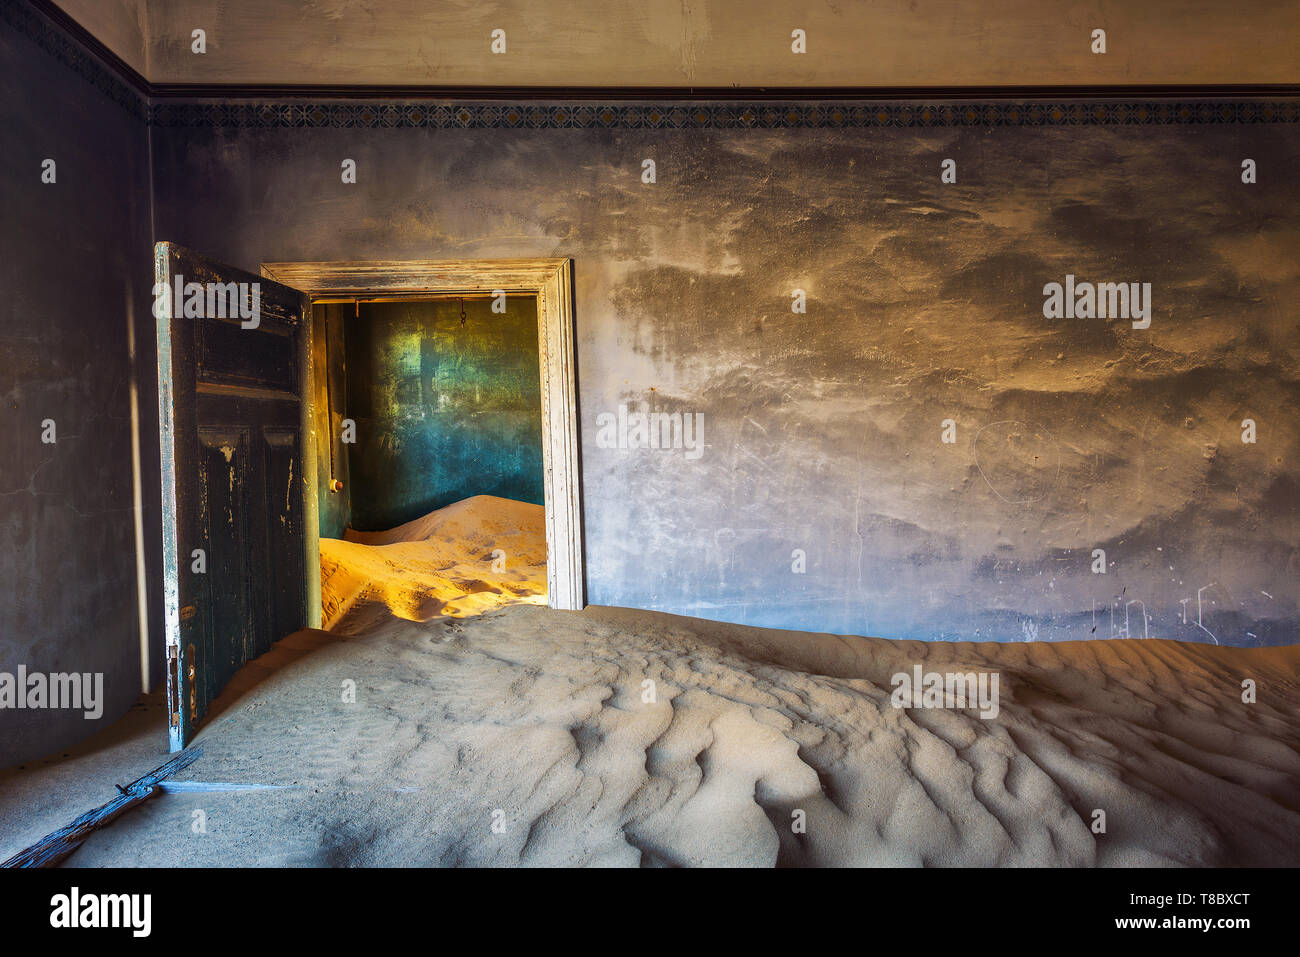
[148,113,1300,647]
[0,2,157,766]
[344,297,544,531]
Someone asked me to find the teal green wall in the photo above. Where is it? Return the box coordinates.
[343,297,543,532]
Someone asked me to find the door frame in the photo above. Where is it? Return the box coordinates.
[260,258,586,614]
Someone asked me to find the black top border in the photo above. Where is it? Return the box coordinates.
[148,100,1299,128]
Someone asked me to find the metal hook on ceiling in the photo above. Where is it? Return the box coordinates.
[459,297,467,327]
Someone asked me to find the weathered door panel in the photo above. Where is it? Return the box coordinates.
[156,242,311,751]
[263,429,306,647]
[197,427,251,699]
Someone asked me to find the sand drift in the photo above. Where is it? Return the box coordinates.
[319,495,548,635]
[62,606,1300,866]
[43,497,1298,866]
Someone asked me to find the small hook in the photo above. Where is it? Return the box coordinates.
[459,298,467,327]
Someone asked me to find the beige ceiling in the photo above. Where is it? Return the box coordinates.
[56,0,149,75]
[53,0,1299,88]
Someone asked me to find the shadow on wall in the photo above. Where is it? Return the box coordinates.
[0,13,156,768]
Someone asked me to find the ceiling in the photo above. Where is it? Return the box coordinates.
[51,0,1299,89]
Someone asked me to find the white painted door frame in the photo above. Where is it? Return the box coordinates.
[261,258,585,613]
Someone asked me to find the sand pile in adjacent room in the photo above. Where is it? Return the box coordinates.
[62,602,1300,868]
[319,495,547,634]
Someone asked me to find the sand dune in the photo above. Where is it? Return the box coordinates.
[36,498,1300,867]
[65,600,1299,867]
[319,495,547,634]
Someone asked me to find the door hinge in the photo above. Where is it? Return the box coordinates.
[167,644,181,728]
[187,642,197,720]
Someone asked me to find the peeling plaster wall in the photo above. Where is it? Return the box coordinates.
[151,116,1300,646]
[0,12,156,766]
[344,297,544,532]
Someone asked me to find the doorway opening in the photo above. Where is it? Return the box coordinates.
[156,247,583,750]
[312,294,548,633]
[260,259,585,631]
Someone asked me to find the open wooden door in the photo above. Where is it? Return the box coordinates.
[155,243,313,751]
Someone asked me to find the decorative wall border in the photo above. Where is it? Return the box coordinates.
[148,99,1299,129]
[4,0,148,121]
